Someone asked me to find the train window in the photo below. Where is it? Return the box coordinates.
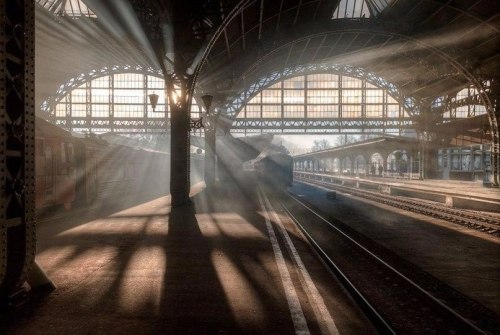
[450,149,460,170]
[36,139,44,156]
[461,149,471,171]
[473,153,482,170]
[437,150,443,170]
[61,143,67,163]
[484,153,491,170]
[67,143,74,163]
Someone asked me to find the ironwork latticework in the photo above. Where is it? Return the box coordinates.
[42,67,206,136]
[0,0,36,300]
[224,65,415,136]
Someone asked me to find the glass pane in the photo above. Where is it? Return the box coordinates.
[283,105,304,118]
[342,105,361,118]
[283,76,305,89]
[71,104,86,117]
[342,76,362,88]
[114,89,144,104]
[92,104,109,117]
[247,93,261,104]
[307,90,338,104]
[114,73,143,89]
[262,89,281,104]
[262,105,280,118]
[284,90,305,104]
[342,89,362,104]
[71,89,86,103]
[92,76,109,88]
[366,105,383,117]
[91,89,109,103]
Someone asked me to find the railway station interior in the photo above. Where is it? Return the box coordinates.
[1,0,499,334]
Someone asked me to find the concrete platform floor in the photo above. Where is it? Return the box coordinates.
[308,172,500,202]
[1,183,372,334]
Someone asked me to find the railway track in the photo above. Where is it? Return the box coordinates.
[295,176,500,237]
[266,188,499,334]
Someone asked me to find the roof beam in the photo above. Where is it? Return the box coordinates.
[258,0,264,40]
[240,10,246,50]
[293,0,304,25]
[223,28,232,57]
[276,0,284,31]
[313,0,324,20]
[326,33,344,58]
[284,44,294,68]
[311,34,327,61]
[297,38,312,65]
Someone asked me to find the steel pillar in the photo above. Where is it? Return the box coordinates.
[167,78,192,207]
[0,0,36,300]
[490,78,500,186]
[204,128,216,188]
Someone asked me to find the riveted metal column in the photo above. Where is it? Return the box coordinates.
[490,78,500,186]
[0,0,36,299]
[204,128,216,188]
[167,77,192,206]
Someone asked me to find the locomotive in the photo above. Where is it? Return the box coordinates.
[243,149,294,188]
[35,117,202,212]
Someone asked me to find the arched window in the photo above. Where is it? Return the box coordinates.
[231,72,409,135]
[50,72,202,134]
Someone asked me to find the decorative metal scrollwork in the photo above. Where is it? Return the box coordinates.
[189,117,204,130]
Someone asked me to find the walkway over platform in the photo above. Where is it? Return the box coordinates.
[295,171,500,213]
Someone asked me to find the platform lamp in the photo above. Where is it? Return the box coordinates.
[201,94,213,117]
[148,92,159,112]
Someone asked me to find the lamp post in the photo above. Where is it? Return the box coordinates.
[201,94,217,188]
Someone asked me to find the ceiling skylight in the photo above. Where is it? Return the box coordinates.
[332,0,393,19]
[37,0,97,18]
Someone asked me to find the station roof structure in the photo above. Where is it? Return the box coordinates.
[35,0,499,134]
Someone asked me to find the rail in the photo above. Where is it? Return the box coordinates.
[278,190,490,333]
[294,173,500,237]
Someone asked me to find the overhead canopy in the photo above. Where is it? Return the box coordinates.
[35,0,499,115]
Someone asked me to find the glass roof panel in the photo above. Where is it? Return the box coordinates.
[333,0,370,19]
[332,0,394,19]
[37,0,97,18]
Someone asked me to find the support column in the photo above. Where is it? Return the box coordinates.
[167,78,192,207]
[204,127,216,188]
[490,78,500,186]
[0,0,36,299]
[202,95,217,189]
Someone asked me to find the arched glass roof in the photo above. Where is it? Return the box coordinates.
[230,72,411,136]
[48,72,203,134]
[332,0,394,19]
[36,0,97,18]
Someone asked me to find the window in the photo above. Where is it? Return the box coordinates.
[284,105,304,118]
[52,72,203,133]
[307,90,338,104]
[342,105,361,118]
[233,73,408,133]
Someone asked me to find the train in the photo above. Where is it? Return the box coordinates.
[35,117,202,212]
[436,143,493,182]
[243,149,294,188]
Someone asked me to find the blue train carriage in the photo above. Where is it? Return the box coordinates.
[437,144,492,183]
